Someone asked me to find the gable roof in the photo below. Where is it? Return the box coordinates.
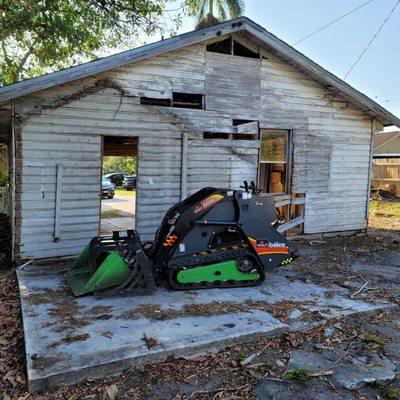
[374,131,400,151]
[0,16,399,127]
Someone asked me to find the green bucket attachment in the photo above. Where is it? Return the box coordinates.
[66,245,131,296]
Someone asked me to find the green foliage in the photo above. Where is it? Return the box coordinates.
[234,351,247,362]
[0,0,167,84]
[0,170,8,186]
[370,200,400,218]
[101,209,125,219]
[0,144,6,161]
[361,331,386,346]
[284,367,311,386]
[115,188,136,196]
[186,0,245,25]
[375,381,398,399]
[103,156,137,175]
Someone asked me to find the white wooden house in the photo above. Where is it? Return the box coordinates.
[0,17,399,261]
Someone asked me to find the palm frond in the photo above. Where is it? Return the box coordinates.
[225,0,245,18]
[195,0,208,22]
[216,0,227,20]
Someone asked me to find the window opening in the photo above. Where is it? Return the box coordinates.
[140,97,171,107]
[258,130,290,194]
[207,39,259,59]
[172,93,204,109]
[203,132,230,140]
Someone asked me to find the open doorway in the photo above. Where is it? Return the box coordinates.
[100,136,138,234]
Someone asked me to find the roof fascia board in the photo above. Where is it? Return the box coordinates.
[0,21,245,103]
[243,21,400,127]
[0,15,399,128]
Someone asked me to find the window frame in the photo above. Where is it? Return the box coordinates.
[258,129,293,195]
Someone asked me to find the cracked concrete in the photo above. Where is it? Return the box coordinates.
[287,346,396,390]
[17,258,394,391]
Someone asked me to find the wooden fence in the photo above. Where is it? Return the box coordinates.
[0,185,10,215]
[372,158,400,195]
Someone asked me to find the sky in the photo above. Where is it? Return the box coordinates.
[163,0,400,127]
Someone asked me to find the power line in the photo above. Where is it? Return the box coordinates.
[374,91,400,98]
[293,0,375,45]
[344,0,400,80]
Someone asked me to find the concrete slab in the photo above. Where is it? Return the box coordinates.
[17,264,394,391]
[288,347,396,389]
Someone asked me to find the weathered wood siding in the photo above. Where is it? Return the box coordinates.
[13,39,377,259]
[259,52,372,233]
[205,52,261,115]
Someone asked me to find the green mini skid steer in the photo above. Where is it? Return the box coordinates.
[66,182,293,297]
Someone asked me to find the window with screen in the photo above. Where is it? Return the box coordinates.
[258,130,290,194]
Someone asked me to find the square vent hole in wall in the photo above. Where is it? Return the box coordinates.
[140,97,171,106]
[203,132,230,139]
[206,38,259,59]
[172,93,204,109]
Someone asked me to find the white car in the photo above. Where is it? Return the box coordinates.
[101,177,115,199]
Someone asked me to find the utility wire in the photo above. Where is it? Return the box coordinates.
[374,91,400,98]
[344,0,400,80]
[293,0,374,45]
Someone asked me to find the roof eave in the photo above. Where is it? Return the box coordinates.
[0,16,398,128]
[0,19,247,103]
[240,18,400,128]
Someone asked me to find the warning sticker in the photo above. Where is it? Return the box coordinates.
[194,194,224,214]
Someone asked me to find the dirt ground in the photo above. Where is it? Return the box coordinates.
[1,199,399,400]
[100,190,136,234]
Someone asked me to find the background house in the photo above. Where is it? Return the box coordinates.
[0,17,399,261]
[372,131,400,195]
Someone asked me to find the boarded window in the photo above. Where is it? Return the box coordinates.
[259,130,290,194]
[205,52,261,112]
[306,135,331,193]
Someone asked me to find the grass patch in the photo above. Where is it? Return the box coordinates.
[370,200,400,218]
[374,381,398,399]
[361,331,386,346]
[115,188,136,196]
[284,367,311,386]
[234,351,247,362]
[101,209,125,219]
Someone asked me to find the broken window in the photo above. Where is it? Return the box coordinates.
[233,119,256,126]
[232,120,259,140]
[258,130,290,194]
[233,41,259,59]
[140,97,171,107]
[172,93,204,109]
[206,38,232,54]
[206,39,259,59]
